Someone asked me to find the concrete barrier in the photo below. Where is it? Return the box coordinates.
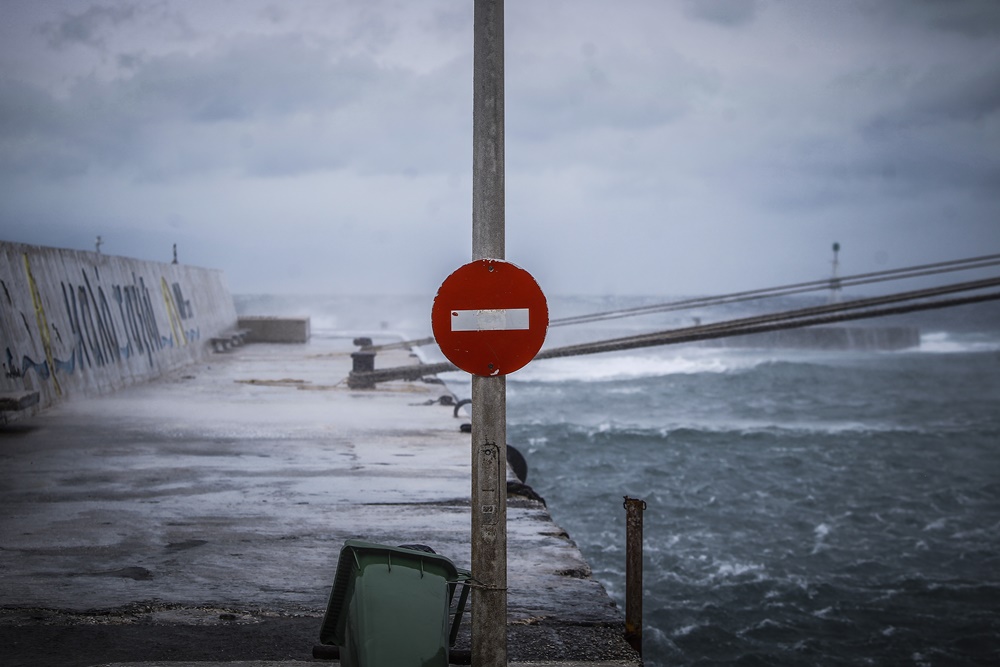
[237,315,310,343]
[707,326,921,351]
[1,241,238,417]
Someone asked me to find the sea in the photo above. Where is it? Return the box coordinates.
[237,292,1000,666]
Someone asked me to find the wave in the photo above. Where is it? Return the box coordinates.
[514,418,922,444]
[919,331,1000,354]
[507,351,768,383]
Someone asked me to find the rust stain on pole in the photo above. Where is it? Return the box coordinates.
[624,496,646,656]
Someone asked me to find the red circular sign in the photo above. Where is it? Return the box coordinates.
[432,259,548,376]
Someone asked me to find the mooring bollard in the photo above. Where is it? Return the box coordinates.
[623,496,646,656]
[347,351,376,389]
[351,351,375,373]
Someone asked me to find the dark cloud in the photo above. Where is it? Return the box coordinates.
[869,0,1000,37]
[849,62,1000,199]
[762,114,1000,215]
[0,77,93,177]
[39,4,138,50]
[124,36,385,122]
[683,0,759,27]
[259,4,290,25]
[507,47,711,146]
[896,66,1000,124]
[0,32,470,181]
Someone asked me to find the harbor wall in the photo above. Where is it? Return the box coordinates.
[1,241,238,416]
[706,326,921,351]
[237,315,311,343]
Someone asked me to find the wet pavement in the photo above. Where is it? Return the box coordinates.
[0,337,639,666]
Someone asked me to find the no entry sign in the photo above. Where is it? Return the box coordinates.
[432,259,548,376]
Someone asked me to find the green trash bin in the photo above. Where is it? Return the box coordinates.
[319,540,471,667]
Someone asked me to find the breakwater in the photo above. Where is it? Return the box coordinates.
[705,325,920,350]
[1,241,238,416]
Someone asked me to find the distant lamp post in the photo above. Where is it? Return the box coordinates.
[829,242,842,303]
[95,235,103,255]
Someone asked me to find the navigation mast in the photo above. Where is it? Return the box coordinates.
[829,242,843,303]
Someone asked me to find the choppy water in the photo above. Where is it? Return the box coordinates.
[237,293,1000,666]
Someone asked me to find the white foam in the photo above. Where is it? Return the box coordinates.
[811,523,832,554]
[920,331,1000,353]
[712,560,765,580]
[674,623,702,637]
[509,351,765,383]
[923,518,948,531]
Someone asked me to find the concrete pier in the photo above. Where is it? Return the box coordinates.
[0,336,640,666]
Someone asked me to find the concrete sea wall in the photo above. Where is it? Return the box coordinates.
[237,315,310,343]
[1,241,238,416]
[707,326,921,351]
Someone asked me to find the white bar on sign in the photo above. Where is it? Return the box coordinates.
[451,308,530,332]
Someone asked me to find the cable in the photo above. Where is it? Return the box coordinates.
[551,254,1000,327]
[537,280,1000,360]
[347,277,1000,385]
[370,253,1000,350]
[547,290,1000,358]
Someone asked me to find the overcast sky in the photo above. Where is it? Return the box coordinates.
[1,0,998,296]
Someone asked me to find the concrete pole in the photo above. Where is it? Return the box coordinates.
[473,0,504,260]
[471,1,507,666]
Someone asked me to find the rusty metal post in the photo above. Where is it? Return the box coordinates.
[471,2,507,667]
[624,496,646,656]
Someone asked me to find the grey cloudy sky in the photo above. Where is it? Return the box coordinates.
[1,0,998,296]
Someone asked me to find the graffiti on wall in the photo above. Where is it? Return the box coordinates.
[3,254,200,388]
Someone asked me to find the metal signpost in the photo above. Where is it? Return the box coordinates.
[472,3,506,662]
[435,2,543,664]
